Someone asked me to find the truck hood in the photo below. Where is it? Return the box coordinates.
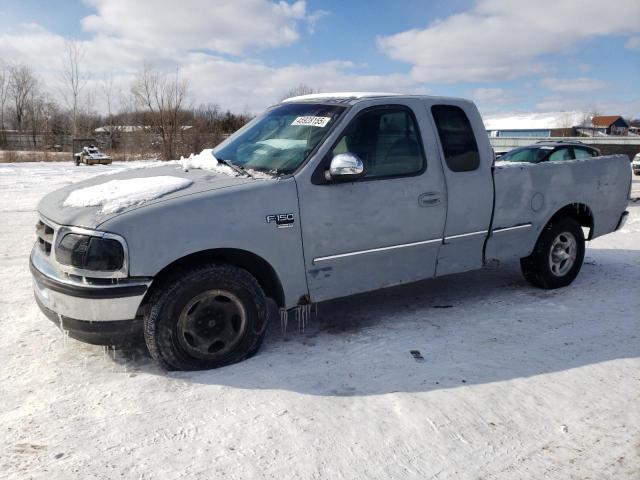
[37,164,255,229]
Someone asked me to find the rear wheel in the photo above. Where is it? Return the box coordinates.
[144,264,267,370]
[520,217,585,289]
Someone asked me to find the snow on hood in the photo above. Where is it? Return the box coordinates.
[63,176,193,215]
[180,149,238,175]
[38,164,255,228]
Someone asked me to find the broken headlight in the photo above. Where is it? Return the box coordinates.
[56,233,124,271]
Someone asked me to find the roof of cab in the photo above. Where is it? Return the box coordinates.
[280,91,472,107]
[282,92,401,103]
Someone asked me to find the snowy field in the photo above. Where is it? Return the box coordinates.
[1,161,639,479]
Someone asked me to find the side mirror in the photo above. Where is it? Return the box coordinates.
[327,153,365,182]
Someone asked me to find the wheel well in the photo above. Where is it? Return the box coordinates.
[140,249,285,311]
[548,203,594,239]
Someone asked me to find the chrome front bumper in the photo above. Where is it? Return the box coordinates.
[30,244,151,322]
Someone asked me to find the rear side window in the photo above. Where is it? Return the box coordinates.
[548,147,573,161]
[573,147,597,159]
[431,105,480,172]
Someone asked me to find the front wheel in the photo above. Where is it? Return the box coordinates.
[144,264,268,370]
[520,217,585,289]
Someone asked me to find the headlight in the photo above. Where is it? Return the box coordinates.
[56,233,124,271]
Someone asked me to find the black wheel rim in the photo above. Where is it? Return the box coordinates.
[177,289,247,360]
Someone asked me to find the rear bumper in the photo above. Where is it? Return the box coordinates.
[30,246,150,345]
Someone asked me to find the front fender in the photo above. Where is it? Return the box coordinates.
[98,178,307,309]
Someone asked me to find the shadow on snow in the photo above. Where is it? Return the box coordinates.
[107,247,640,396]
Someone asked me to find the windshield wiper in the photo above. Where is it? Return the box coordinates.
[217,158,254,178]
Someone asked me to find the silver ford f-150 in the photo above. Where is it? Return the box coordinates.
[31,93,631,370]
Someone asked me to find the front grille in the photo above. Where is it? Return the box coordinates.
[35,219,55,255]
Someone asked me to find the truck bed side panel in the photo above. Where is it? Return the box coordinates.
[486,155,630,262]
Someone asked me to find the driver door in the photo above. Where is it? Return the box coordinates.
[295,102,448,302]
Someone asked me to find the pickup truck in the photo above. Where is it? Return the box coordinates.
[31,93,631,370]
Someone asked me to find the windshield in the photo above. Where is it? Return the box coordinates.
[500,146,552,163]
[214,103,346,175]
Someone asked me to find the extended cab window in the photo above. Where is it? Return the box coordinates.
[431,105,480,172]
[331,107,425,178]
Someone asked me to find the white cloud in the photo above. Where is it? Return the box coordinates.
[533,96,640,117]
[81,0,313,55]
[180,54,417,111]
[378,0,640,83]
[626,36,640,51]
[541,77,607,93]
[470,88,513,104]
[469,87,516,115]
[1,0,637,116]
[0,23,419,113]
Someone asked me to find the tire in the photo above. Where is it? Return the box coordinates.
[520,217,585,289]
[144,264,268,371]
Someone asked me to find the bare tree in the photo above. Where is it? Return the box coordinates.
[61,40,88,137]
[27,88,45,147]
[0,61,9,146]
[8,64,38,135]
[280,83,317,101]
[131,63,188,160]
[101,74,116,148]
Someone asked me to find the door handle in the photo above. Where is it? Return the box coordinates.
[418,192,441,207]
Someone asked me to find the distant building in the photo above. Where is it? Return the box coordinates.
[590,116,629,136]
[484,112,584,138]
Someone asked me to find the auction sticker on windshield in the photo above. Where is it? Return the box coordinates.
[291,116,331,127]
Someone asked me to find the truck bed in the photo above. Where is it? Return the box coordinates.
[485,154,631,262]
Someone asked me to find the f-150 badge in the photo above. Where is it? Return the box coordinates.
[266,213,295,228]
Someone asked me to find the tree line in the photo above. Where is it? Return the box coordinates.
[0,41,255,160]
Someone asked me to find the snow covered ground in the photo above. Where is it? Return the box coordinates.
[1,162,639,479]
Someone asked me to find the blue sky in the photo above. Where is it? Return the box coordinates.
[1,0,639,117]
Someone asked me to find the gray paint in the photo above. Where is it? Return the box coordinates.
[33,95,631,312]
[485,155,631,261]
[98,177,309,309]
[294,97,447,301]
[426,98,494,276]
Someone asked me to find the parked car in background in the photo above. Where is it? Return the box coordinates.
[633,153,640,176]
[498,141,600,164]
[74,145,112,166]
